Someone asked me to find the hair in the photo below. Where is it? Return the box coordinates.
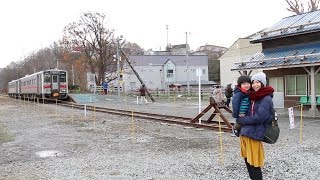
[237,75,251,86]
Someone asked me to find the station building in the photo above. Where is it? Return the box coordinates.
[231,10,320,116]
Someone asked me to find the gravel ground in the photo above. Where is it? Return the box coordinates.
[0,96,320,180]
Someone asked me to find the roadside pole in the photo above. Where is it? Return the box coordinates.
[196,68,202,124]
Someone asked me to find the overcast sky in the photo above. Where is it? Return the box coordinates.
[0,0,293,68]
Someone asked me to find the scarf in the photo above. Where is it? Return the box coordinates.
[236,85,250,94]
[249,86,274,101]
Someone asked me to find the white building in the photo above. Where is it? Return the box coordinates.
[219,38,262,87]
[123,55,215,91]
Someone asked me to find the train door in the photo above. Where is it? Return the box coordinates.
[18,80,21,98]
[15,81,19,98]
[37,74,42,95]
[51,72,60,97]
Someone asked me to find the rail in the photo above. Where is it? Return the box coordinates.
[58,101,233,132]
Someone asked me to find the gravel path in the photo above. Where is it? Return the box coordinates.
[0,96,320,180]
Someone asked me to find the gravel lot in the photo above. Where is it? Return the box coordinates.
[0,96,320,180]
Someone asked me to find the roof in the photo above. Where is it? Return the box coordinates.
[231,42,320,71]
[172,44,187,49]
[128,55,208,66]
[251,10,320,43]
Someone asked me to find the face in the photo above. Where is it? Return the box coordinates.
[241,82,251,91]
[252,80,262,91]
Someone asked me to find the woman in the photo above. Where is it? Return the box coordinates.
[236,72,274,180]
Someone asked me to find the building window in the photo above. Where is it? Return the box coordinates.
[202,69,205,75]
[167,69,173,78]
[269,77,284,92]
[285,75,307,95]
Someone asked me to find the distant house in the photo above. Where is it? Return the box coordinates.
[194,44,228,83]
[122,55,216,91]
[232,10,320,115]
[145,44,190,56]
[219,38,262,87]
[170,44,189,55]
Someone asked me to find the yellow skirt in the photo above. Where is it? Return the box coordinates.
[240,135,265,167]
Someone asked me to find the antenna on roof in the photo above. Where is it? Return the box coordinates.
[166,25,169,49]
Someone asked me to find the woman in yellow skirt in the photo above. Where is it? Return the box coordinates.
[236,72,274,180]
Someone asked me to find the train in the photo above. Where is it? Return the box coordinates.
[8,68,68,100]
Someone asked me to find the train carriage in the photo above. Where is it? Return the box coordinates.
[8,68,68,100]
[8,80,20,97]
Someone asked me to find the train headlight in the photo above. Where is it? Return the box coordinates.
[61,89,66,92]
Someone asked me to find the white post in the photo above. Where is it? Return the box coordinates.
[84,104,87,117]
[196,68,202,124]
[186,32,190,94]
[136,96,139,104]
[310,66,316,112]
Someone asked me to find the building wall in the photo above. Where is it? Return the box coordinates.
[123,65,164,91]
[123,64,209,91]
[266,67,309,108]
[175,65,209,82]
[219,38,262,87]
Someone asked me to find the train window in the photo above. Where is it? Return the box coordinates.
[52,75,58,83]
[44,75,51,83]
[60,74,66,82]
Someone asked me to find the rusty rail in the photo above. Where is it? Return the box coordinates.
[58,101,233,132]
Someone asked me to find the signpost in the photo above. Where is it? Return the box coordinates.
[196,68,202,124]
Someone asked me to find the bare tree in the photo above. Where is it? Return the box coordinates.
[122,42,144,55]
[308,0,320,10]
[286,0,319,14]
[63,12,115,86]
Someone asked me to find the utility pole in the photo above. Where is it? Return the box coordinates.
[71,64,75,86]
[166,25,169,48]
[120,49,155,102]
[54,42,58,69]
[186,32,190,93]
[116,36,123,100]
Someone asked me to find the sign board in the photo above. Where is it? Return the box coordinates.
[196,68,202,77]
[288,107,295,129]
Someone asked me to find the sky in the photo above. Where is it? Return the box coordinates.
[0,0,293,68]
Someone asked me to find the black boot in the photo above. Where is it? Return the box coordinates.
[244,158,253,179]
[250,166,262,180]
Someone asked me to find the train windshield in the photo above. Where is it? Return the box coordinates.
[60,73,66,82]
[44,75,51,83]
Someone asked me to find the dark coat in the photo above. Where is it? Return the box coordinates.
[232,87,249,118]
[236,95,273,141]
[225,86,233,98]
[139,86,146,96]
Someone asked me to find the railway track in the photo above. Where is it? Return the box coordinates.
[3,95,233,132]
[58,101,233,132]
